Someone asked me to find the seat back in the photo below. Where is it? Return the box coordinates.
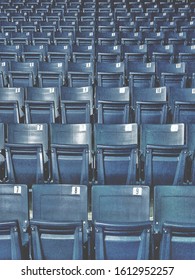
[132,87,168,124]
[25,87,60,124]
[127,62,156,89]
[154,185,195,260]
[96,86,130,124]
[169,87,195,124]
[38,62,66,87]
[50,124,92,184]
[5,124,48,185]
[0,87,24,123]
[8,61,38,87]
[60,86,93,124]
[95,124,138,184]
[67,62,94,87]
[140,124,187,187]
[156,62,187,88]
[31,184,88,259]
[21,45,47,62]
[0,184,28,259]
[92,185,151,259]
[96,62,125,87]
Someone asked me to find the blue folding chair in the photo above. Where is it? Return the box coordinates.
[25,87,60,124]
[38,62,67,87]
[8,61,38,87]
[5,124,49,186]
[132,87,168,124]
[96,31,119,45]
[72,45,95,62]
[50,124,92,185]
[60,86,93,124]
[96,62,125,87]
[169,87,195,124]
[147,44,174,63]
[187,124,195,184]
[154,185,195,260]
[0,184,29,259]
[0,87,24,123]
[140,124,188,188]
[47,45,71,63]
[67,62,94,87]
[0,61,9,87]
[75,31,95,46]
[21,45,47,62]
[0,45,21,61]
[92,185,151,259]
[122,44,147,64]
[156,62,187,88]
[0,123,5,180]
[96,45,121,63]
[120,31,143,45]
[30,184,88,260]
[95,124,138,185]
[95,86,130,124]
[127,62,156,91]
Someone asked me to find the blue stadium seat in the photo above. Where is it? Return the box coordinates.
[122,44,147,64]
[0,21,19,33]
[147,44,174,63]
[96,45,121,63]
[169,87,195,124]
[58,21,77,35]
[38,62,67,87]
[47,45,71,63]
[127,62,156,91]
[0,87,24,123]
[21,45,47,62]
[0,33,9,45]
[140,124,188,188]
[8,61,38,87]
[60,86,93,124]
[19,22,37,33]
[50,124,92,185]
[0,61,9,87]
[10,31,32,46]
[156,62,187,88]
[120,31,143,45]
[142,31,164,45]
[97,21,116,33]
[154,185,195,260]
[92,185,151,259]
[96,31,119,45]
[75,31,95,46]
[53,31,74,46]
[164,31,187,45]
[187,124,195,184]
[174,45,195,63]
[95,86,130,124]
[32,31,53,45]
[0,45,21,61]
[72,45,95,62]
[25,87,60,124]
[67,62,94,87]
[96,62,125,87]
[94,124,138,184]
[5,124,49,186]
[0,123,5,180]
[37,21,57,33]
[30,184,88,260]
[0,184,29,259]
[78,20,95,32]
[132,87,168,124]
